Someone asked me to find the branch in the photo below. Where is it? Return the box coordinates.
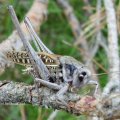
[0,0,48,74]
[0,80,120,119]
[0,80,88,114]
[103,0,120,96]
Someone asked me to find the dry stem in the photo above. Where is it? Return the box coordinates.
[103,0,120,96]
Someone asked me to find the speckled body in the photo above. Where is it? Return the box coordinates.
[6,51,91,88]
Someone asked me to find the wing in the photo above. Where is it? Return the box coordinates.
[6,51,61,67]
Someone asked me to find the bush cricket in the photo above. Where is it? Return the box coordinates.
[7,8,98,104]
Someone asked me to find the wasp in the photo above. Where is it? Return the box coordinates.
[6,16,98,101]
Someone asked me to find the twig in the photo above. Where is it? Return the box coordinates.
[37,108,42,120]
[19,105,26,120]
[74,9,105,46]
[96,0,102,40]
[47,110,59,120]
[103,0,120,96]
[86,39,100,66]
[57,0,81,37]
[99,35,109,56]
[88,1,102,120]
[83,0,92,16]
[86,0,102,67]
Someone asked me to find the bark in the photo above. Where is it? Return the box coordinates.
[103,0,120,96]
[0,80,120,119]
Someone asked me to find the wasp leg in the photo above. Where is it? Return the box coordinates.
[24,17,53,54]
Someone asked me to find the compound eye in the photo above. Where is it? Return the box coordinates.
[78,75,84,82]
[81,71,87,76]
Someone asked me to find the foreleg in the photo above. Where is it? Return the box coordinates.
[56,84,69,106]
[36,78,69,105]
[87,80,99,97]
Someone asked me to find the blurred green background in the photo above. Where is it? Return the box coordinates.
[0,0,114,119]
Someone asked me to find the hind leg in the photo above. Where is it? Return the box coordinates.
[55,83,69,106]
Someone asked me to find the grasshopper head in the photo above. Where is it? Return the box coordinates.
[60,56,91,88]
[72,66,91,88]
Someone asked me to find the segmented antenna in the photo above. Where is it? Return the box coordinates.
[91,71,120,76]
